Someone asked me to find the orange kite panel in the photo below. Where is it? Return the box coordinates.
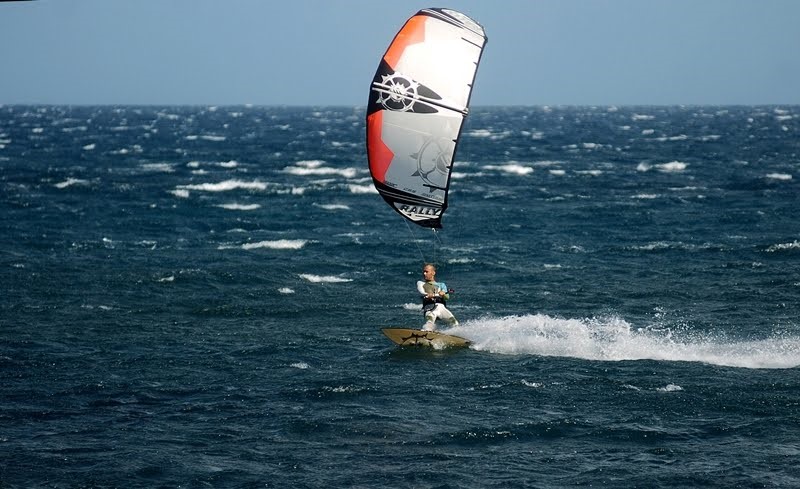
[383,15,428,69]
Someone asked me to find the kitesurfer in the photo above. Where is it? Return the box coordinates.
[417,263,458,331]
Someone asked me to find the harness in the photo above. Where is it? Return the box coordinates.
[421,281,447,314]
[421,295,446,312]
[422,295,447,309]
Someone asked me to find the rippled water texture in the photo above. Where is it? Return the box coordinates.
[1,105,799,487]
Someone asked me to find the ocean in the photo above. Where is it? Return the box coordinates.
[1,104,799,488]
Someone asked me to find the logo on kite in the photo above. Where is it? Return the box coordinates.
[376,73,419,112]
[411,138,451,191]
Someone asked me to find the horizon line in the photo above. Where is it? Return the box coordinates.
[2,102,799,108]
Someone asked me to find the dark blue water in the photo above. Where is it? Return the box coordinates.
[2,105,799,488]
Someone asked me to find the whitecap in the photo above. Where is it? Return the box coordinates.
[217,203,261,211]
[482,164,533,175]
[631,241,672,251]
[448,257,475,264]
[655,135,688,142]
[241,240,308,250]
[200,135,226,142]
[766,173,792,181]
[315,203,351,210]
[176,180,267,192]
[283,165,358,178]
[766,240,800,252]
[348,184,378,194]
[467,129,492,138]
[299,274,353,283]
[323,385,364,393]
[295,160,325,168]
[278,287,295,294]
[656,161,687,172]
[140,163,175,173]
[54,178,89,189]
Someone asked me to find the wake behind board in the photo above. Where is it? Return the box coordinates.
[382,328,470,348]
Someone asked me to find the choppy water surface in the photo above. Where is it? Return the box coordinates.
[1,105,799,487]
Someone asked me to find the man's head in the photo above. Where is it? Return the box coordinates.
[422,263,436,282]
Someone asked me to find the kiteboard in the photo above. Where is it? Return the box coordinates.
[382,328,471,348]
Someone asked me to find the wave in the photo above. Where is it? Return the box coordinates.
[654,134,689,142]
[176,180,267,192]
[315,203,351,210]
[241,240,308,250]
[766,240,800,252]
[218,239,308,250]
[348,184,378,194]
[283,164,358,178]
[185,134,226,142]
[637,161,688,173]
[140,163,175,173]
[626,241,726,252]
[54,178,90,189]
[444,314,800,369]
[482,164,534,175]
[216,203,261,211]
[766,173,792,181]
[299,274,353,283]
